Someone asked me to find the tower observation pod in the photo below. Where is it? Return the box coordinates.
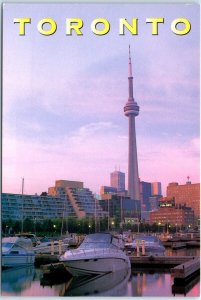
[124,46,140,200]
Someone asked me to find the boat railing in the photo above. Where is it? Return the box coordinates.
[68,247,124,257]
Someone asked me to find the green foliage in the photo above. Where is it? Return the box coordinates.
[13,220,21,233]
[3,217,186,236]
[23,218,34,232]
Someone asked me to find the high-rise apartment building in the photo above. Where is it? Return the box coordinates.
[110,171,125,192]
[2,193,64,221]
[167,181,200,218]
[48,180,105,219]
[2,180,107,222]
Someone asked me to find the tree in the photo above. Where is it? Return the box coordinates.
[40,192,47,196]
[23,218,34,232]
[43,219,53,234]
[13,220,21,233]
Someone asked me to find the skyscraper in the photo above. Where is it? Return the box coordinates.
[110,170,125,192]
[151,182,162,196]
[140,181,152,211]
[124,46,140,200]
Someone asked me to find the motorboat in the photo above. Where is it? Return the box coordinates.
[125,235,165,256]
[33,237,69,254]
[2,237,35,268]
[62,233,80,247]
[15,233,40,246]
[159,233,173,242]
[60,232,130,277]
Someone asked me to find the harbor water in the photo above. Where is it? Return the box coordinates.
[1,248,200,297]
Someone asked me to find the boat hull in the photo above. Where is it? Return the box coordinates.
[2,254,35,268]
[60,233,130,277]
[62,256,130,277]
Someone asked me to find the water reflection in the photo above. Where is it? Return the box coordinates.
[1,267,200,297]
[42,268,131,296]
[1,267,68,297]
[1,246,200,297]
[2,266,35,294]
[128,270,200,297]
[130,271,169,296]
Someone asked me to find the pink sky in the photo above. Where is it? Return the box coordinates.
[2,3,200,196]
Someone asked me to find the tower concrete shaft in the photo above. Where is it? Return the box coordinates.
[124,46,140,200]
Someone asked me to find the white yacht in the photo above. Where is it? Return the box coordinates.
[2,237,35,268]
[60,233,130,277]
[125,235,165,256]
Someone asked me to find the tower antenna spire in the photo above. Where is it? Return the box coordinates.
[128,45,132,78]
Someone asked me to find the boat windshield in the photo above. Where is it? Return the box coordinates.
[79,233,116,249]
[136,236,157,242]
[2,242,14,252]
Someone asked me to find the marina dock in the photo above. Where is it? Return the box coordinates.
[172,275,200,296]
[163,240,200,249]
[171,257,200,282]
[129,255,197,267]
[36,253,199,269]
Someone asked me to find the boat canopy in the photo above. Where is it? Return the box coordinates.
[135,236,158,242]
[2,237,33,251]
[79,233,119,249]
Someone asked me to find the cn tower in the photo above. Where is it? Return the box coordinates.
[124,46,140,200]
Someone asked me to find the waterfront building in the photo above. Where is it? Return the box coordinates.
[159,197,175,208]
[151,182,162,196]
[149,197,195,226]
[166,181,200,218]
[99,194,141,225]
[149,195,161,211]
[110,170,125,192]
[141,211,151,223]
[124,46,140,200]
[2,193,64,221]
[140,181,152,211]
[48,180,105,219]
[2,180,106,221]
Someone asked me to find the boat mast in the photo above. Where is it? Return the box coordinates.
[21,177,24,233]
[94,194,97,233]
[120,196,123,227]
[108,199,110,231]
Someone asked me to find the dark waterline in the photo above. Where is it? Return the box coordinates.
[1,248,200,297]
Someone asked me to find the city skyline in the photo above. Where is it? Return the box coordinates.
[3,3,200,196]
